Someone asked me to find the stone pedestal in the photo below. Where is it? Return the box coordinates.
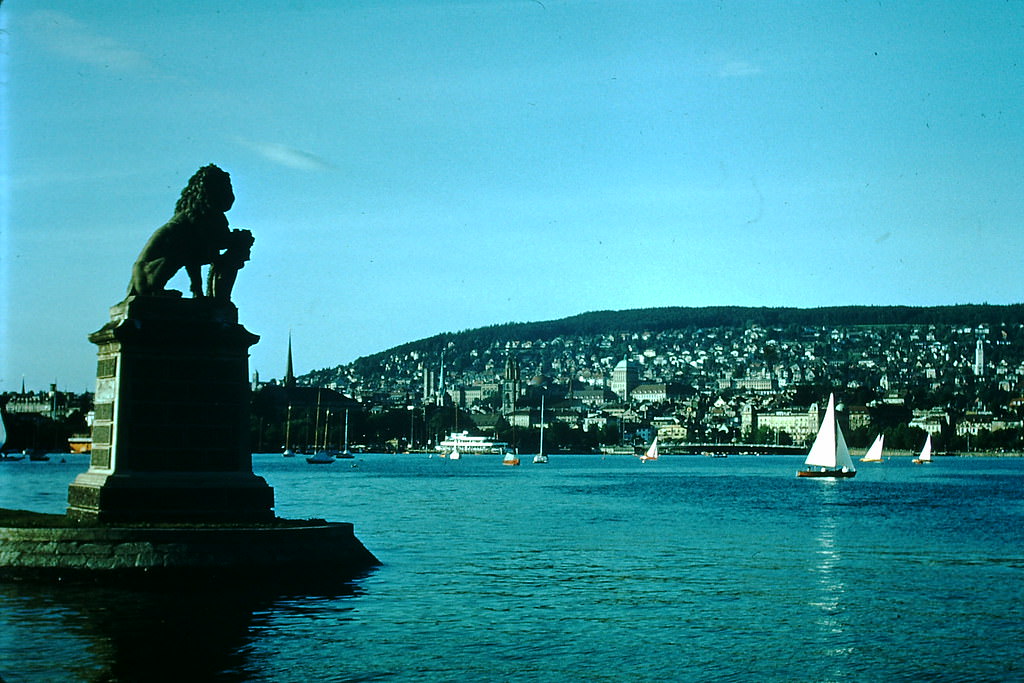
[67,296,274,523]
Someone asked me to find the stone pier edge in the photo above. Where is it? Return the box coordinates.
[0,515,379,584]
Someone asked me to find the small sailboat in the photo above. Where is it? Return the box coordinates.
[0,410,23,461]
[449,446,461,460]
[797,393,856,478]
[503,449,521,466]
[639,436,659,462]
[338,409,354,459]
[533,396,548,464]
[860,434,884,462]
[307,407,336,464]
[306,450,335,464]
[912,434,933,464]
[282,404,296,457]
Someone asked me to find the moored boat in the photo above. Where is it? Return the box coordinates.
[532,396,549,464]
[306,450,336,464]
[797,393,856,478]
[437,431,510,456]
[283,404,296,457]
[68,435,92,454]
[338,409,354,458]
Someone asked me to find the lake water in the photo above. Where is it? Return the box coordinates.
[1,452,1022,682]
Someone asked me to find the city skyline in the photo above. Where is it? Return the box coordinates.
[4,1,1023,392]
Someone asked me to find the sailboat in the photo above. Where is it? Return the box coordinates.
[307,407,336,464]
[912,433,933,464]
[639,436,659,462]
[797,393,856,478]
[532,395,548,464]
[338,409,354,459]
[282,404,296,457]
[503,448,521,466]
[860,434,884,462]
[449,446,461,460]
[0,409,23,461]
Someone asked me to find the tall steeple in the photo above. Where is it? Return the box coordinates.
[436,351,446,406]
[501,354,521,415]
[285,332,296,389]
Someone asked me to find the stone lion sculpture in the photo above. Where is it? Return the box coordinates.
[127,164,252,301]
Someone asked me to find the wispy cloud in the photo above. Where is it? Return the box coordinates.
[22,10,153,73]
[717,60,762,78]
[236,139,336,172]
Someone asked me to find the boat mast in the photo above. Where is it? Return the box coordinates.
[343,409,350,452]
[539,395,545,457]
[285,404,292,451]
[313,390,322,452]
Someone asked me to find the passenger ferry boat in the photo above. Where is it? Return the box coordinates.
[437,431,510,456]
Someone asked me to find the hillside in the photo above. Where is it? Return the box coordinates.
[303,304,1024,390]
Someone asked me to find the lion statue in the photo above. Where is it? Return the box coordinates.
[127,164,252,301]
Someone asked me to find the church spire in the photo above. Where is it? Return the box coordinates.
[285,332,296,389]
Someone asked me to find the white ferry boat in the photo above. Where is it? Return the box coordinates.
[437,431,510,456]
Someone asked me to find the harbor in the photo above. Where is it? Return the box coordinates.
[2,451,1021,680]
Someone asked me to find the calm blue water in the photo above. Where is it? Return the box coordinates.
[1,453,1022,681]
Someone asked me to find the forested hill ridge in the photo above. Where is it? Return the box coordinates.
[302,304,1024,394]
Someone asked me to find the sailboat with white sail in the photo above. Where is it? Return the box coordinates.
[0,409,22,461]
[860,434,884,463]
[912,433,933,464]
[797,393,856,478]
[532,395,548,464]
[639,436,659,462]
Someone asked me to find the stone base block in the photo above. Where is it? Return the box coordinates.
[67,471,275,524]
[0,519,379,585]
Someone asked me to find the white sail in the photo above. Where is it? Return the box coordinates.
[0,408,6,450]
[834,418,855,471]
[805,394,838,468]
[640,436,659,461]
[918,434,932,462]
[862,434,884,462]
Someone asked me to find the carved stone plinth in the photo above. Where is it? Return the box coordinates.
[67,296,274,523]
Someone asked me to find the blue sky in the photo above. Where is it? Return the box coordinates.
[3,1,1023,392]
